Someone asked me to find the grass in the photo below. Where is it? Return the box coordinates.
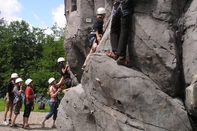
[0,98,49,112]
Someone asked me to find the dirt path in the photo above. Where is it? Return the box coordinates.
[0,112,57,131]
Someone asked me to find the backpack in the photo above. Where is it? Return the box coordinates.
[38,101,45,110]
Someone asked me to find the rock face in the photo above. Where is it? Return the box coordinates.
[57,0,197,130]
[186,74,197,117]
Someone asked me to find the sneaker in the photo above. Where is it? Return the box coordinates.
[3,120,8,125]
[106,51,118,60]
[116,57,132,67]
[41,122,45,128]
[51,125,57,128]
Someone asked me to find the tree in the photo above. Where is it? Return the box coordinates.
[30,28,66,98]
[0,20,66,98]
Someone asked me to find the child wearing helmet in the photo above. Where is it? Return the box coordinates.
[82,7,106,70]
[41,77,62,128]
[10,78,24,127]
[3,73,18,125]
[57,57,72,88]
[23,78,36,129]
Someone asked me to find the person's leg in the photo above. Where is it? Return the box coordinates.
[23,102,32,129]
[117,14,131,57]
[110,15,120,53]
[52,102,58,128]
[52,120,56,127]
[12,102,21,127]
[107,8,121,60]
[4,103,9,125]
[24,117,29,128]
[23,111,25,127]
[10,114,17,126]
[46,102,55,119]
[8,104,13,124]
[116,0,134,57]
[56,77,64,87]
[41,118,46,128]
[42,102,55,127]
[10,106,18,126]
[26,107,32,126]
[23,102,27,127]
[82,43,97,68]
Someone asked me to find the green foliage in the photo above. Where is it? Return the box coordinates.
[0,19,66,98]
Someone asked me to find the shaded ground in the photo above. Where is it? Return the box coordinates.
[0,112,57,131]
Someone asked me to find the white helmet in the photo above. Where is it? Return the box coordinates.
[57,57,65,63]
[11,73,18,78]
[25,78,32,85]
[15,78,23,83]
[48,77,55,84]
[97,7,106,15]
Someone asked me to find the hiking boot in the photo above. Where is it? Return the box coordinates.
[41,122,45,128]
[106,51,118,60]
[116,57,132,67]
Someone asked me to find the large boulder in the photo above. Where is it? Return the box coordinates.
[57,55,191,130]
[56,0,197,130]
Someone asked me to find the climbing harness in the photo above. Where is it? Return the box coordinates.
[112,0,131,17]
[88,29,103,48]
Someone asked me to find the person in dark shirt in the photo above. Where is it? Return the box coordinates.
[3,73,18,125]
[57,57,72,89]
[81,7,106,70]
[106,0,134,67]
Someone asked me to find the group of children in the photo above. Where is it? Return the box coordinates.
[3,57,71,129]
[3,74,36,129]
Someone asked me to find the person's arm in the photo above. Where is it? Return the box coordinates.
[50,87,61,97]
[56,77,64,87]
[61,64,69,74]
[13,87,21,96]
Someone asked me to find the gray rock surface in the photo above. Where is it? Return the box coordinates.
[181,0,197,86]
[57,0,197,130]
[186,74,197,117]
